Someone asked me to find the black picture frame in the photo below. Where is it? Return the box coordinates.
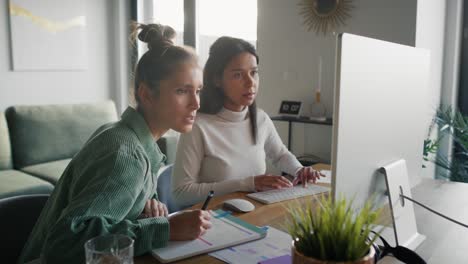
[279,101,302,115]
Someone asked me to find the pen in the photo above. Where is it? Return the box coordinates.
[201,190,214,210]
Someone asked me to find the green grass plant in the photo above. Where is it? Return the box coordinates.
[286,195,381,262]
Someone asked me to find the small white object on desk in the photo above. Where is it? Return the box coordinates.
[223,199,255,213]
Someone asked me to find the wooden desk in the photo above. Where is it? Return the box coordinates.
[136,193,325,264]
[136,165,468,264]
[382,178,468,264]
[136,164,330,264]
[136,193,328,264]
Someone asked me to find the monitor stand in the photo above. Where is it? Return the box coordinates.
[381,159,426,250]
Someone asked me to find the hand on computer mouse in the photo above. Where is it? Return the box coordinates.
[293,167,324,187]
[254,174,293,191]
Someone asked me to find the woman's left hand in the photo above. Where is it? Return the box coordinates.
[139,199,168,218]
[292,167,324,187]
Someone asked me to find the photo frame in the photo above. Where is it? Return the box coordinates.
[8,0,87,71]
[279,101,302,116]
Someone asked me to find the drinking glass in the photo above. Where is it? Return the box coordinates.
[84,234,134,264]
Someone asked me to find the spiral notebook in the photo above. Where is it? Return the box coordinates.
[152,210,267,263]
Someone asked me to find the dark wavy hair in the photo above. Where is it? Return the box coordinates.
[131,23,197,106]
[201,36,259,144]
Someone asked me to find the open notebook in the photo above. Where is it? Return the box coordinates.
[152,210,267,263]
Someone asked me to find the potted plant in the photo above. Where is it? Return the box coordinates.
[286,195,381,264]
[423,106,468,182]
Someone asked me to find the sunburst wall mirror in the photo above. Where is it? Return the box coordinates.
[299,0,354,35]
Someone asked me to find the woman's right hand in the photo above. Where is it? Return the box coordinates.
[168,210,212,240]
[254,174,293,191]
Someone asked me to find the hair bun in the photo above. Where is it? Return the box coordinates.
[137,23,176,51]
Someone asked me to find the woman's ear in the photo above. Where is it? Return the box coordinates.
[137,82,154,106]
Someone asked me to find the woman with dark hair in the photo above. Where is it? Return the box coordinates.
[19,23,211,264]
[172,36,322,208]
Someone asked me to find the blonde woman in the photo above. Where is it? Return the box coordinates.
[19,24,211,264]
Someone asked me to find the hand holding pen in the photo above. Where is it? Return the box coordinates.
[168,190,214,241]
[168,209,212,240]
[201,190,214,210]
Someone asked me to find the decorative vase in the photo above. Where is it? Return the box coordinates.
[291,243,375,264]
[310,90,326,120]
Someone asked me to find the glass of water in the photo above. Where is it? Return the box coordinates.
[84,234,134,264]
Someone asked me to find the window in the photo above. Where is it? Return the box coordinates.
[141,0,258,67]
[137,0,184,57]
[152,0,184,46]
[197,0,257,66]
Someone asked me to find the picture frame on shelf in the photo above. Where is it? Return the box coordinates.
[279,101,302,116]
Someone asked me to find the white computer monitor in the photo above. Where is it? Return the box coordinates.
[331,33,431,247]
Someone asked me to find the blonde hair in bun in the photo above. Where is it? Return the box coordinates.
[136,23,175,52]
[130,22,198,106]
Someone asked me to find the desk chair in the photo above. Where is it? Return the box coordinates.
[0,194,49,263]
[156,164,180,213]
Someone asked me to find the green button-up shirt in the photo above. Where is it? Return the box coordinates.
[19,107,169,264]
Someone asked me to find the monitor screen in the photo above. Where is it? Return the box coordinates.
[331,33,431,209]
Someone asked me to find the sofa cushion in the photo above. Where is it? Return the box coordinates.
[6,101,118,168]
[21,159,71,185]
[0,113,13,170]
[0,170,54,199]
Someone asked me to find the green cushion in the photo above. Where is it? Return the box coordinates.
[0,113,13,170]
[157,135,179,165]
[0,170,54,199]
[6,101,118,168]
[21,159,71,185]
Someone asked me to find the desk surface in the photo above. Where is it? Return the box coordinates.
[136,165,468,264]
[136,193,316,264]
[401,178,468,263]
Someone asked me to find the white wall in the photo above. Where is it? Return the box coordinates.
[257,0,417,169]
[416,0,446,112]
[0,0,124,111]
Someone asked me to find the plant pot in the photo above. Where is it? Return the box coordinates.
[291,243,375,264]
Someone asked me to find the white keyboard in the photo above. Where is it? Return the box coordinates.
[246,185,330,204]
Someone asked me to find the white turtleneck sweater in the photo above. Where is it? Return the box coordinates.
[172,107,303,208]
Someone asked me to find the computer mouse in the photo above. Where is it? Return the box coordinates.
[222,199,255,213]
